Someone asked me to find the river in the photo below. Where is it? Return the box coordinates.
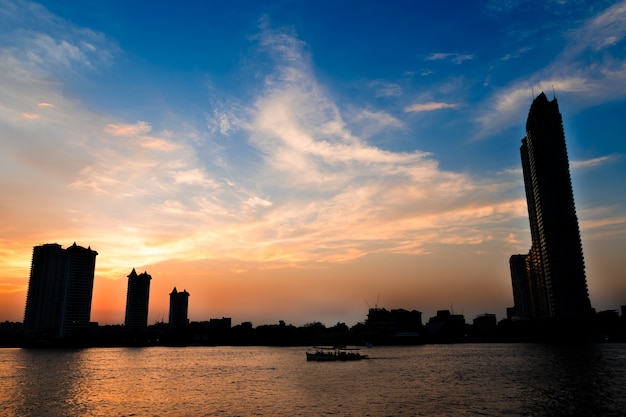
[1,344,625,416]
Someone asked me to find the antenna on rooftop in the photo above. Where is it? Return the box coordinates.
[552,84,556,99]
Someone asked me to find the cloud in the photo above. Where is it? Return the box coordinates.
[348,109,403,140]
[369,81,403,97]
[500,47,532,61]
[205,84,248,137]
[474,1,626,140]
[571,155,619,170]
[0,283,25,295]
[0,11,116,79]
[0,18,226,271]
[172,168,219,187]
[579,213,626,241]
[581,0,626,52]
[104,122,179,151]
[425,52,474,64]
[105,121,152,136]
[354,109,402,127]
[140,136,180,152]
[229,25,525,262]
[483,0,527,15]
[481,72,617,137]
[0,10,528,285]
[404,102,459,113]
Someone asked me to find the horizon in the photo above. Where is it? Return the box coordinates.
[1,0,625,327]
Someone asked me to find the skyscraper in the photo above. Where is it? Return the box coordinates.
[169,287,189,329]
[124,269,152,330]
[24,242,98,338]
[509,254,531,320]
[514,92,591,320]
[23,244,66,337]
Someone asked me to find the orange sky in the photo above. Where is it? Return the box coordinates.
[2,226,624,327]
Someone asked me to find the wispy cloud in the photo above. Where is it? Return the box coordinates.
[104,122,180,151]
[483,0,527,15]
[500,47,532,61]
[474,0,626,140]
[579,0,626,53]
[404,102,459,113]
[369,81,403,97]
[474,77,594,140]
[579,214,626,240]
[571,155,619,170]
[105,122,152,136]
[425,52,474,64]
[0,13,530,283]
[0,283,25,295]
[349,109,403,139]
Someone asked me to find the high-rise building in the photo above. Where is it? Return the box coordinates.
[508,254,531,320]
[24,244,66,337]
[169,287,189,329]
[124,268,152,330]
[513,92,592,320]
[24,242,98,338]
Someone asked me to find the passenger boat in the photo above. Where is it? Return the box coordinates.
[306,345,369,361]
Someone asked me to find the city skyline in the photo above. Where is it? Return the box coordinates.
[1,1,625,326]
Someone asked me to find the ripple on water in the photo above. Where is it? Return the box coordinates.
[0,344,625,416]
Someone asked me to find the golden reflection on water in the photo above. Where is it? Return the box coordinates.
[5,349,89,417]
[1,345,625,417]
[23,347,303,416]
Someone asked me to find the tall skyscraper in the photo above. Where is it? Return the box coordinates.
[169,287,189,329]
[513,92,591,320]
[24,242,98,338]
[23,244,66,337]
[124,268,152,330]
[509,254,531,320]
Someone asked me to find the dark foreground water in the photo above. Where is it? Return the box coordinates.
[1,344,625,417]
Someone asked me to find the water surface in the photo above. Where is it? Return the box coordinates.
[1,344,625,416]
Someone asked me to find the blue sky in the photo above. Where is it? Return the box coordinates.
[0,0,625,325]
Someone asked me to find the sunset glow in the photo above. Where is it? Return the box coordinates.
[1,0,625,326]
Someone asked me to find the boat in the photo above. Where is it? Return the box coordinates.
[306,345,369,361]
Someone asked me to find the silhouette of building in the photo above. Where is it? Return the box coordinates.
[124,269,152,330]
[426,310,466,342]
[208,317,232,330]
[472,313,497,337]
[512,93,592,320]
[362,307,423,344]
[23,244,65,338]
[169,287,189,328]
[508,254,531,320]
[24,242,98,338]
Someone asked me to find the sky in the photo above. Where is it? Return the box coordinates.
[1,0,625,327]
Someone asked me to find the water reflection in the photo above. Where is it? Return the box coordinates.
[0,344,624,416]
[518,344,626,417]
[10,349,89,417]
